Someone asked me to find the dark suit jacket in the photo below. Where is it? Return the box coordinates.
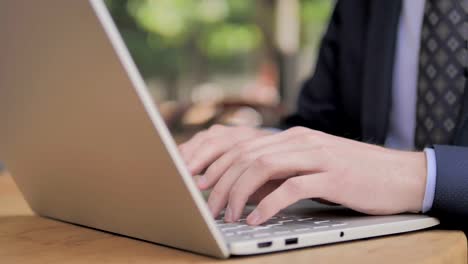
[281,0,468,225]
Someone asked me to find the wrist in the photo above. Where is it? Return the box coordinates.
[404,151,427,213]
[386,149,427,213]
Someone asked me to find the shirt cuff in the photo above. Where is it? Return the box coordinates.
[422,148,437,213]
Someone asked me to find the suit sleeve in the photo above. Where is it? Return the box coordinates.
[280,2,344,135]
[431,145,468,225]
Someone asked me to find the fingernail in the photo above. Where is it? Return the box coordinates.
[224,207,233,222]
[197,175,207,188]
[247,210,261,225]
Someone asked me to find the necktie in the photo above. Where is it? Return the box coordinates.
[415,0,467,149]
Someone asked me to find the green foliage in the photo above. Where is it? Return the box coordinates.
[300,0,334,46]
[106,0,333,81]
[198,23,262,58]
[301,0,334,24]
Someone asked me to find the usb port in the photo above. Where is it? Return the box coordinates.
[257,241,272,248]
[285,238,298,245]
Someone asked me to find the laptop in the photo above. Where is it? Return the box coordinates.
[0,0,439,258]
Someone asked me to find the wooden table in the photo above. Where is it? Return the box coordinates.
[0,173,466,264]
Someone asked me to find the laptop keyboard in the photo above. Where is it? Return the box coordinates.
[216,212,347,241]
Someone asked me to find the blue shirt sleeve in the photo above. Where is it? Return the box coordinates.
[422,148,437,213]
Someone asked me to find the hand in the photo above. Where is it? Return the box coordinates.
[179,125,273,175]
[189,126,427,225]
[179,125,281,205]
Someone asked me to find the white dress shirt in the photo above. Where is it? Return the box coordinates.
[385,0,436,213]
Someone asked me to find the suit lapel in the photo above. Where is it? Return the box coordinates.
[361,0,402,144]
[453,79,468,146]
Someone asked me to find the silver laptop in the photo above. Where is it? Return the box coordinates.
[0,0,439,258]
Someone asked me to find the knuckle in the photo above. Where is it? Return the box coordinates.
[254,155,274,168]
[305,129,322,140]
[306,133,328,148]
[236,142,251,155]
[305,133,316,143]
[317,131,327,138]
[228,186,242,204]
[203,137,216,146]
[209,124,225,132]
[310,129,324,136]
[193,130,208,140]
[178,144,187,153]
[317,176,333,199]
[210,187,222,199]
[321,179,337,200]
[316,178,331,198]
[289,126,308,135]
[204,163,219,178]
[316,143,326,152]
[239,153,256,164]
[283,178,305,197]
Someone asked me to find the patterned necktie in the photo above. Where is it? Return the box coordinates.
[415,0,468,149]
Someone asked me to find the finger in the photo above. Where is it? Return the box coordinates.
[187,135,233,177]
[207,165,246,218]
[178,131,208,165]
[206,141,310,218]
[189,126,279,178]
[246,174,329,225]
[207,144,319,219]
[228,150,326,221]
[186,125,256,175]
[248,180,284,204]
[183,125,274,177]
[201,127,311,189]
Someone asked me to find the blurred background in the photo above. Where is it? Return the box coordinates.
[106,0,334,140]
[0,0,333,173]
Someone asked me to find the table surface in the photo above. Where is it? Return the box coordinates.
[0,173,466,264]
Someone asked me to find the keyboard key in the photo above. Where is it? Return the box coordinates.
[332,223,347,227]
[313,225,329,230]
[217,223,237,227]
[294,227,311,232]
[221,225,247,231]
[253,233,271,238]
[253,226,271,231]
[297,217,315,222]
[237,229,257,235]
[274,230,291,235]
[314,220,330,224]
[259,219,282,226]
[265,224,283,228]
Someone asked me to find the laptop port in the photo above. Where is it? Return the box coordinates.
[257,241,272,248]
[285,238,298,245]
